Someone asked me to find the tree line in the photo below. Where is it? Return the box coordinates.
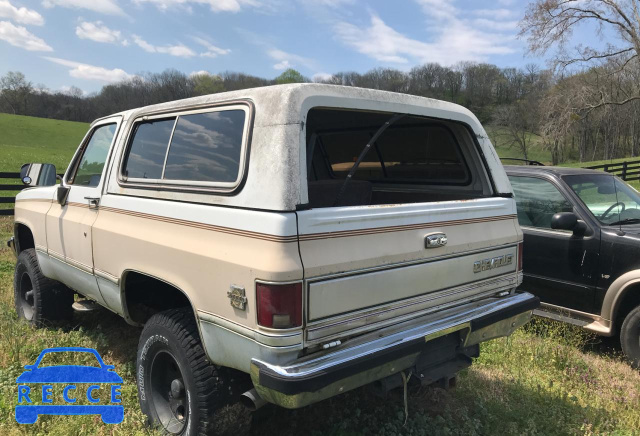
[3,0,640,167]
[2,61,638,165]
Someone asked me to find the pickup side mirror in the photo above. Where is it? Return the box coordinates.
[20,163,57,187]
[551,212,587,236]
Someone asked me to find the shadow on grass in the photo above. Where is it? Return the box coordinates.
[51,308,628,436]
[246,370,611,436]
[64,306,141,367]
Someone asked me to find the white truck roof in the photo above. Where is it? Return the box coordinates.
[102,84,510,210]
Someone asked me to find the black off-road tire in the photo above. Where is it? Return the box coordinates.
[13,248,74,327]
[137,308,234,435]
[620,305,640,369]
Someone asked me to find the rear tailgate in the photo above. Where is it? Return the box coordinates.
[297,197,521,345]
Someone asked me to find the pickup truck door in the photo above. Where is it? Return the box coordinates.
[509,175,600,313]
[45,117,121,305]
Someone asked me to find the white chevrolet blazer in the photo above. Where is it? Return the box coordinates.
[10,84,538,434]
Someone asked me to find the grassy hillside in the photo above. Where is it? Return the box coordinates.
[484,126,553,164]
[0,113,89,172]
[0,114,89,210]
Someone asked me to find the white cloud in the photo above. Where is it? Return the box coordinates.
[301,0,354,7]
[0,0,44,25]
[44,56,135,82]
[472,8,514,20]
[133,0,261,13]
[189,70,211,76]
[472,18,518,32]
[76,21,128,45]
[42,0,125,16]
[267,48,316,70]
[334,2,517,66]
[0,21,52,51]
[132,34,196,57]
[273,60,290,70]
[312,72,333,82]
[193,36,230,58]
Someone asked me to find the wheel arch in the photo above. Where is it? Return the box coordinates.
[602,270,640,332]
[13,222,35,255]
[120,269,201,332]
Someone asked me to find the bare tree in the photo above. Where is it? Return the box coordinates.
[0,71,33,114]
[493,94,541,160]
[520,0,640,109]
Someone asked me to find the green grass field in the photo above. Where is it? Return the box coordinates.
[0,113,89,171]
[0,114,88,210]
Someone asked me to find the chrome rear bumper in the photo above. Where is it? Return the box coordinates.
[250,292,539,408]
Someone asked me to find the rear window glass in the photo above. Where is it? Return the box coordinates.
[123,118,175,179]
[313,113,469,184]
[164,110,245,182]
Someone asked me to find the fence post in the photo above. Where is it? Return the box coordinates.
[622,161,628,180]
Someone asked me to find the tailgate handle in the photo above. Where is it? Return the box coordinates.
[425,233,447,249]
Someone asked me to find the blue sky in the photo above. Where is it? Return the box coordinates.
[0,0,577,94]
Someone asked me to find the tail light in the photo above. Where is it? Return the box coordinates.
[517,242,523,271]
[256,282,302,329]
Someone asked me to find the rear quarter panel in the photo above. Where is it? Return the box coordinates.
[91,194,303,329]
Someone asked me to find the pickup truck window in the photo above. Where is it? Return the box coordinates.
[164,110,245,182]
[122,109,247,185]
[123,118,176,180]
[509,176,572,229]
[69,123,116,187]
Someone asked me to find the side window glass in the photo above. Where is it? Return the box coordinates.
[69,123,116,187]
[123,118,175,179]
[509,176,573,229]
[163,110,246,183]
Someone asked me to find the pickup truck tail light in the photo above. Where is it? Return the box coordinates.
[517,242,523,272]
[257,282,302,329]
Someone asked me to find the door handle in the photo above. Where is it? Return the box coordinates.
[84,196,100,207]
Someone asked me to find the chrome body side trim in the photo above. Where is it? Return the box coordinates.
[94,268,119,285]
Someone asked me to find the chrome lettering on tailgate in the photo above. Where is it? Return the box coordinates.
[473,254,513,273]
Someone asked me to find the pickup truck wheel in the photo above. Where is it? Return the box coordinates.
[13,248,74,327]
[620,305,640,369]
[137,308,229,435]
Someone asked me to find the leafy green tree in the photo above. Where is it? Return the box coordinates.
[275,69,306,84]
[192,73,225,96]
